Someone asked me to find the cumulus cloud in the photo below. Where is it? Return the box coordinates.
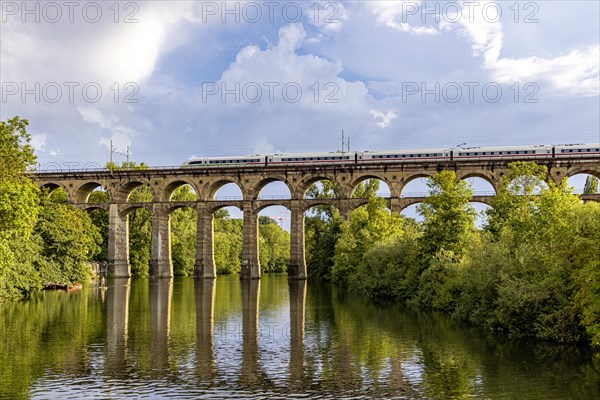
[448,1,599,96]
[212,23,371,113]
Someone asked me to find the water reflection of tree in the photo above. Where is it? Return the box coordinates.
[0,289,104,399]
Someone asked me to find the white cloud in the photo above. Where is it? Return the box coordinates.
[369,1,439,36]
[449,1,599,96]
[370,110,398,128]
[212,23,370,113]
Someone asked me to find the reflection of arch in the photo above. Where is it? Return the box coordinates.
[76,181,108,203]
[162,179,199,202]
[255,178,292,200]
[205,179,243,200]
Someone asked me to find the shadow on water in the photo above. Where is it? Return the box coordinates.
[1,275,598,399]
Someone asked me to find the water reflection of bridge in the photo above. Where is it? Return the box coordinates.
[104,278,308,391]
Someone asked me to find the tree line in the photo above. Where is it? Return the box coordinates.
[304,163,600,352]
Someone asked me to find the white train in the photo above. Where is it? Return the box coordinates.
[182,143,600,167]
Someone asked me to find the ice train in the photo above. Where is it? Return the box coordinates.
[182,143,600,167]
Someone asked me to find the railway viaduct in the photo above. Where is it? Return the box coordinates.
[33,157,600,279]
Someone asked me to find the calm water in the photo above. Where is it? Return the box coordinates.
[1,275,598,399]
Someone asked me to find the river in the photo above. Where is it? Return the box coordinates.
[1,274,598,399]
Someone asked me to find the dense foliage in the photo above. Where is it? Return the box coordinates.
[305,168,600,351]
[0,117,102,300]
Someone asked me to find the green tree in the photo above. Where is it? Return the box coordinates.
[170,185,197,276]
[0,117,41,300]
[34,198,102,285]
[418,171,477,261]
[259,221,290,273]
[333,196,404,288]
[88,191,110,262]
[583,175,599,194]
[214,209,243,274]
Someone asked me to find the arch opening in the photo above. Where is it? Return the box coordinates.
[351,178,391,198]
[40,183,68,203]
[258,206,291,273]
[122,181,152,203]
[124,203,154,278]
[168,186,199,276]
[213,182,243,201]
[165,181,198,202]
[470,201,492,229]
[566,173,599,194]
[400,203,424,223]
[257,181,292,200]
[304,179,339,200]
[211,206,244,275]
[304,203,343,280]
[77,182,109,203]
[462,176,497,196]
[401,175,433,198]
[507,175,548,195]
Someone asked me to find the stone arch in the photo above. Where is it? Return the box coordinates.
[119,202,153,217]
[350,175,392,198]
[118,180,152,202]
[204,179,244,201]
[566,167,600,180]
[566,173,600,194]
[300,176,340,199]
[76,181,109,203]
[162,178,200,202]
[254,177,292,200]
[400,173,434,198]
[80,203,109,212]
[39,182,67,196]
[457,171,499,194]
[399,201,424,222]
[302,200,341,214]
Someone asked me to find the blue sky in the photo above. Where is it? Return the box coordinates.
[1,0,598,170]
